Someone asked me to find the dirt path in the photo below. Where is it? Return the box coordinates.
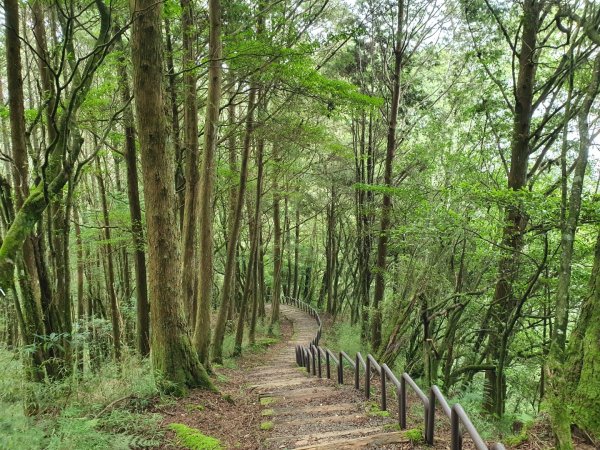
[247,304,412,449]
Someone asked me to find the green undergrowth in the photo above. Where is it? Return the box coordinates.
[320,320,366,357]
[169,423,223,450]
[0,347,164,449]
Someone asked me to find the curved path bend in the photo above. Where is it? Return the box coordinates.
[246,305,412,450]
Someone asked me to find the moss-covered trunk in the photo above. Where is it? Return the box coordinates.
[130,0,212,392]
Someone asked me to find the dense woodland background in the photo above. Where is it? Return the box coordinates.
[0,0,599,448]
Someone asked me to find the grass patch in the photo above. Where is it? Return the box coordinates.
[169,423,223,450]
[404,428,424,443]
[261,409,274,416]
[260,421,274,431]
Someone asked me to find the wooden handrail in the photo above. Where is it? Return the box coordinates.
[284,297,505,450]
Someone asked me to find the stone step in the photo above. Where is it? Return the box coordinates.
[274,402,359,416]
[266,426,383,448]
[294,431,409,449]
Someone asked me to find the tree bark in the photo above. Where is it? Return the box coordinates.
[486,0,540,417]
[130,0,212,392]
[116,29,150,357]
[212,88,256,363]
[180,0,201,326]
[193,0,223,366]
[371,0,404,352]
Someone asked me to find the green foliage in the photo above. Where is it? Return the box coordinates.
[168,423,223,450]
[0,403,46,449]
[322,321,366,357]
[0,346,163,449]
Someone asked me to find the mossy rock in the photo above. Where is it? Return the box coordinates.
[168,423,223,450]
[260,421,274,431]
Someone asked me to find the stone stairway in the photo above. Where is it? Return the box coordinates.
[246,305,411,449]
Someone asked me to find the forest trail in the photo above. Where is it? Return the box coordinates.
[249,305,414,449]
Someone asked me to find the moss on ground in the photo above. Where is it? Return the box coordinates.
[365,401,391,418]
[260,397,276,406]
[260,421,274,431]
[403,428,424,443]
[168,423,223,450]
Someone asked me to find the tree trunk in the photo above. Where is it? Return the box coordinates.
[96,157,122,362]
[546,53,600,449]
[212,88,256,363]
[486,0,540,417]
[249,130,265,345]
[270,145,283,331]
[371,0,404,352]
[180,0,201,326]
[116,30,150,357]
[193,0,223,367]
[130,0,212,392]
[4,0,48,383]
[164,18,185,229]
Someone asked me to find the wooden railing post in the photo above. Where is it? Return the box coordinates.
[426,389,435,445]
[399,376,406,429]
[338,351,344,384]
[365,357,371,399]
[381,363,387,411]
[305,348,310,373]
[355,354,360,389]
[317,347,322,378]
[451,406,462,450]
[326,350,331,379]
